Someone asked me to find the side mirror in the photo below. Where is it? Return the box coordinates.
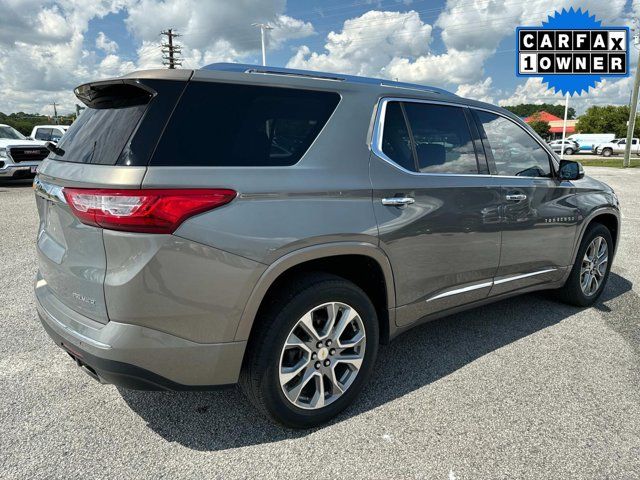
[558,159,584,181]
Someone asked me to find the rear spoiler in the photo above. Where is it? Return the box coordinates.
[74,70,193,109]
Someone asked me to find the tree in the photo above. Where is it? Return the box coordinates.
[529,120,551,139]
[503,103,576,120]
[0,111,72,135]
[575,105,639,138]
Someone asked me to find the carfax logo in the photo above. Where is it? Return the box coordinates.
[516,8,630,95]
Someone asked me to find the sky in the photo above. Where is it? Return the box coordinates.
[0,0,639,116]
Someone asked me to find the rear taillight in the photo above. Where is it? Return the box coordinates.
[62,188,236,234]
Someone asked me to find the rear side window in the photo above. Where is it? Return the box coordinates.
[151,82,340,167]
[403,103,478,174]
[378,101,479,174]
[381,102,415,171]
[35,128,53,141]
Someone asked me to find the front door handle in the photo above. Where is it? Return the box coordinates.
[505,194,527,201]
[381,197,415,207]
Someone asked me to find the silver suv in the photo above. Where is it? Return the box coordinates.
[35,64,619,428]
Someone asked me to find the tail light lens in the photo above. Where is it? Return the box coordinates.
[62,188,236,234]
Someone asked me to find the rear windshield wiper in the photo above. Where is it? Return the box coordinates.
[45,141,65,157]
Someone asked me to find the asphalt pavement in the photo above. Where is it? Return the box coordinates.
[0,169,639,479]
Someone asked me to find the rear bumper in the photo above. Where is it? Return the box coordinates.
[35,277,246,390]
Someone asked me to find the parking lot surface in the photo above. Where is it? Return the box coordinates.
[1,168,639,479]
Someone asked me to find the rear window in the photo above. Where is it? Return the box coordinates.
[49,81,185,166]
[150,82,340,167]
[50,83,152,165]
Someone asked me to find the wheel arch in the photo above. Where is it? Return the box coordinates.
[234,242,396,344]
[570,208,620,268]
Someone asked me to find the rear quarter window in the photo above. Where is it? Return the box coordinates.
[150,82,340,167]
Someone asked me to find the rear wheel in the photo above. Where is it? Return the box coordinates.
[556,223,612,307]
[239,273,379,428]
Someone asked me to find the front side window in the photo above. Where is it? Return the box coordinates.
[476,111,552,177]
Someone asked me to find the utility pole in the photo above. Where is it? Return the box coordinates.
[161,29,182,69]
[624,31,640,167]
[50,102,59,125]
[252,23,273,66]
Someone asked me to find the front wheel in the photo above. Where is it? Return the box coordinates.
[564,147,574,155]
[556,223,613,307]
[239,273,379,428]
[602,148,613,157]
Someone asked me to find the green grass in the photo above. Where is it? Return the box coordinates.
[577,158,640,168]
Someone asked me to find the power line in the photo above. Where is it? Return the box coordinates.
[161,29,182,69]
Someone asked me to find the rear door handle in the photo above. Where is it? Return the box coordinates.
[381,197,415,207]
[505,194,527,201]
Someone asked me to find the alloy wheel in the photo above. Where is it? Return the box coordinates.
[580,236,608,296]
[278,302,366,410]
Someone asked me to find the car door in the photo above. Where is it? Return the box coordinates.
[370,99,502,326]
[472,109,579,296]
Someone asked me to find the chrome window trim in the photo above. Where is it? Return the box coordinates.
[370,97,493,178]
[425,267,557,302]
[370,96,558,180]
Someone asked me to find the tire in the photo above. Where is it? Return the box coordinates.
[239,272,379,428]
[564,147,574,155]
[556,223,613,307]
[602,148,613,157]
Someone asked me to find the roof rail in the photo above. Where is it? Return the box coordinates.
[379,82,444,95]
[201,63,455,96]
[245,68,345,82]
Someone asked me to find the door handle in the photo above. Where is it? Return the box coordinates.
[505,194,527,201]
[381,197,415,207]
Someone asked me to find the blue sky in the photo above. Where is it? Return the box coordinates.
[0,0,636,114]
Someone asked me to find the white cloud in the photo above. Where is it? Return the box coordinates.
[0,0,314,113]
[270,15,315,48]
[437,0,628,54]
[287,10,433,77]
[498,77,634,114]
[96,32,118,54]
[456,77,495,103]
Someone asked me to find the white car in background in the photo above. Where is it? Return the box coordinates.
[593,138,640,157]
[0,124,50,179]
[29,125,68,143]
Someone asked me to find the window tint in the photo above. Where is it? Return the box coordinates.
[49,105,147,164]
[151,82,340,167]
[35,128,52,141]
[381,102,415,171]
[476,111,552,177]
[403,103,478,174]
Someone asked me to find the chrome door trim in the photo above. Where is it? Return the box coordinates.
[427,280,493,302]
[425,267,557,303]
[33,177,66,204]
[493,268,557,285]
